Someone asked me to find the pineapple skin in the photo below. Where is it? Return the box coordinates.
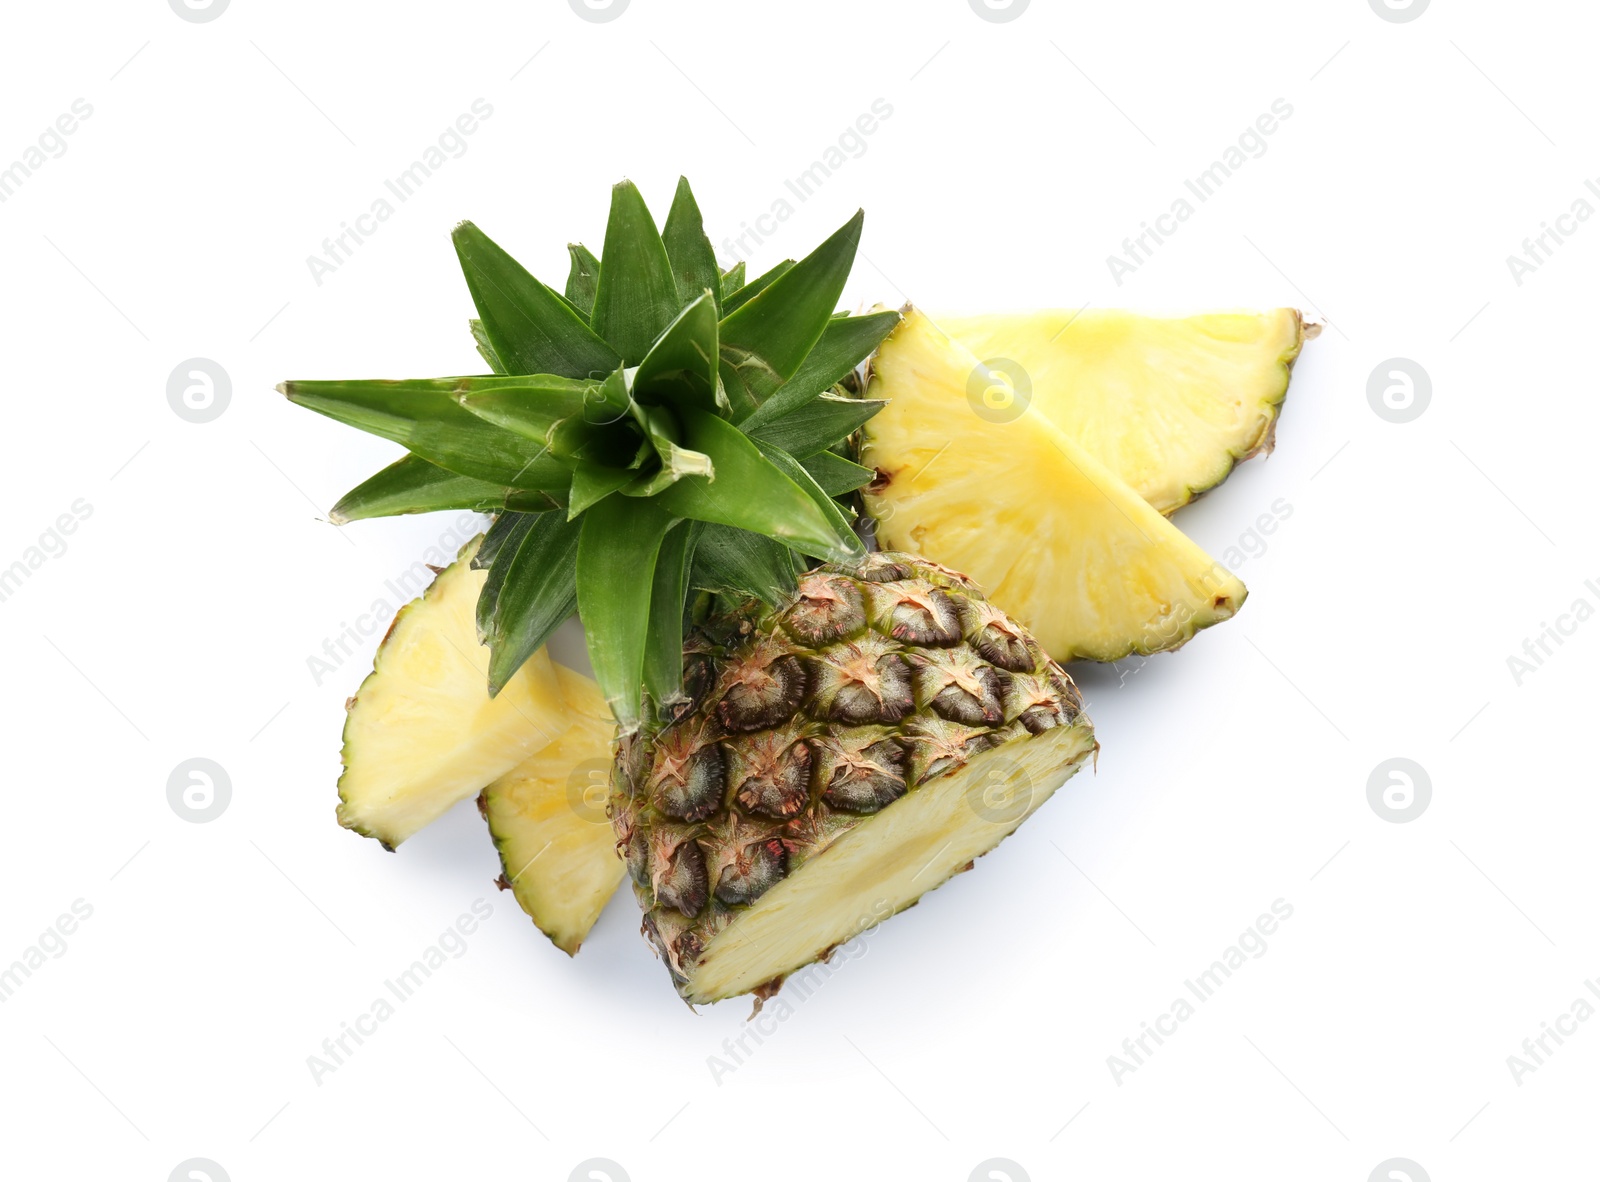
[609,552,1093,1004]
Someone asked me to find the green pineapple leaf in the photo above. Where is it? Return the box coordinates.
[469,319,507,374]
[476,513,535,642]
[740,309,900,428]
[746,393,887,459]
[452,222,619,378]
[801,449,876,496]
[654,409,856,562]
[691,524,799,606]
[486,510,583,696]
[661,177,720,311]
[590,181,680,365]
[330,455,561,524]
[455,374,599,441]
[643,519,704,707]
[625,403,714,496]
[475,510,528,570]
[721,259,795,315]
[577,496,676,728]
[718,210,864,414]
[564,243,601,316]
[718,261,746,301]
[280,378,570,490]
[632,290,721,416]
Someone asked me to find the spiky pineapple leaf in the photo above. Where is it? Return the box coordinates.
[654,410,856,561]
[740,310,900,428]
[455,374,598,441]
[746,393,886,459]
[564,244,600,316]
[567,461,637,519]
[452,222,619,379]
[477,513,536,642]
[801,449,876,495]
[719,261,746,301]
[718,210,864,414]
[469,319,507,374]
[487,510,582,695]
[662,178,720,312]
[280,378,570,490]
[632,291,721,416]
[752,440,865,562]
[625,403,714,496]
[643,520,704,707]
[330,454,560,524]
[690,525,798,606]
[475,510,527,570]
[721,259,795,315]
[590,181,680,365]
[577,496,676,728]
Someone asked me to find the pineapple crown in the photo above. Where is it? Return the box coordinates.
[281,177,898,728]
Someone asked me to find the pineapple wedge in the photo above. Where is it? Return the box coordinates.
[940,308,1306,514]
[861,310,1246,663]
[337,536,570,848]
[481,665,624,955]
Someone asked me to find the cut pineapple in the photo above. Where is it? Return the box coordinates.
[481,665,624,955]
[940,308,1306,514]
[338,536,570,848]
[861,310,1246,663]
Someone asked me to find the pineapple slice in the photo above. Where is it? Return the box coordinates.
[861,310,1246,663]
[940,308,1307,514]
[481,665,624,955]
[337,537,571,848]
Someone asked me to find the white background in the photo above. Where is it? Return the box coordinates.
[1,1,1594,1179]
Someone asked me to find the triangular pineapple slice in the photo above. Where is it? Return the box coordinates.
[337,537,571,848]
[939,308,1306,514]
[481,665,624,955]
[861,310,1246,663]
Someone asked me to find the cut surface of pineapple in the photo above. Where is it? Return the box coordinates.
[940,308,1305,514]
[684,718,1095,1003]
[338,536,570,848]
[861,310,1247,663]
[482,665,624,955]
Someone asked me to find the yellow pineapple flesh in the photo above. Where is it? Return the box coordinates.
[940,308,1306,514]
[861,310,1246,663]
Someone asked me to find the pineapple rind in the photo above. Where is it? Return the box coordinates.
[940,308,1305,515]
[611,552,1094,1004]
[336,537,569,848]
[482,664,624,955]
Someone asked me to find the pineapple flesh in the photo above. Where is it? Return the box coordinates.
[481,665,625,955]
[611,552,1095,1004]
[861,310,1247,663]
[337,537,570,848]
[941,308,1306,514]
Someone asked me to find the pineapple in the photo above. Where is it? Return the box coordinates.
[613,552,1094,1004]
[283,178,1097,1002]
[482,664,622,954]
[335,536,570,849]
[861,310,1247,663]
[941,308,1309,514]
